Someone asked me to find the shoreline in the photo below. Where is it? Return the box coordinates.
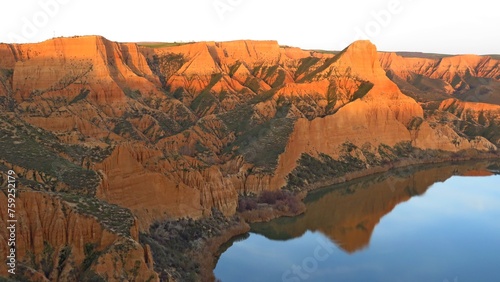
[197,220,250,282]
[204,151,500,281]
[290,151,500,193]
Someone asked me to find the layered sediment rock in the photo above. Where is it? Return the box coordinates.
[0,190,158,281]
[379,52,500,104]
[0,35,498,281]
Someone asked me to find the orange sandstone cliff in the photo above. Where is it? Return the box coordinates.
[0,36,499,280]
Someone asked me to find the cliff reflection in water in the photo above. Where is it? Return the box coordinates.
[251,161,498,253]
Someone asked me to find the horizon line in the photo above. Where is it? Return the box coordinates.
[2,34,499,57]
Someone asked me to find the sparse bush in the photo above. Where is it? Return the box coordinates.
[40,241,54,277]
[123,88,142,99]
[57,246,71,274]
[394,141,414,157]
[237,198,258,212]
[258,190,301,213]
[140,209,243,282]
[275,196,302,214]
[258,190,288,205]
[82,243,101,271]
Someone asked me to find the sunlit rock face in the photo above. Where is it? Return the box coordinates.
[0,35,498,280]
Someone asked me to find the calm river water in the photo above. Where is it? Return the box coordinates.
[214,161,500,282]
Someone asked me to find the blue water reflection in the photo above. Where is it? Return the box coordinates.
[214,164,500,282]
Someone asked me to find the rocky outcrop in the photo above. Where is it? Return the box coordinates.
[379,52,500,104]
[253,41,424,190]
[438,98,500,122]
[411,121,496,152]
[0,189,158,281]
[5,36,156,103]
[1,35,499,281]
[379,52,500,82]
[2,37,496,217]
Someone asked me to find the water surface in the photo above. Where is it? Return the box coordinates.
[214,161,500,282]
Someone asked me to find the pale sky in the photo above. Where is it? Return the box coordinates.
[0,0,498,55]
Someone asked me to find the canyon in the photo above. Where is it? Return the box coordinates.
[0,36,499,281]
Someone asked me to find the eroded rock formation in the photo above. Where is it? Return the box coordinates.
[0,36,498,280]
